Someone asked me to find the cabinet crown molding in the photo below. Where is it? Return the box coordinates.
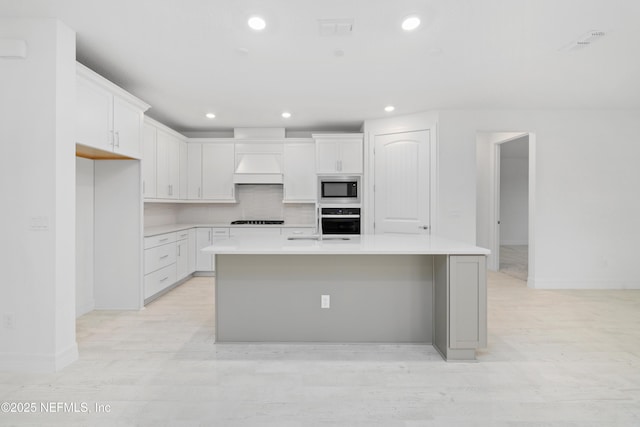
[77,62,150,112]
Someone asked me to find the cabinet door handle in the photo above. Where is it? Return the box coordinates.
[115,131,120,148]
[108,130,114,147]
[159,238,169,242]
[198,187,201,198]
[160,276,169,282]
[160,254,169,259]
[177,246,181,256]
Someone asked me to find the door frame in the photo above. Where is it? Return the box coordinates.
[486,132,536,287]
[364,125,438,235]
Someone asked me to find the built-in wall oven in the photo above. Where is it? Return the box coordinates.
[318,176,360,204]
[320,207,361,235]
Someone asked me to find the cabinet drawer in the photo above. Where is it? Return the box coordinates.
[282,227,316,236]
[144,264,177,299]
[144,242,177,274]
[229,227,281,236]
[144,232,177,249]
[212,228,230,237]
[176,229,191,241]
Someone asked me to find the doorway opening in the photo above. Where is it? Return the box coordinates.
[476,132,536,286]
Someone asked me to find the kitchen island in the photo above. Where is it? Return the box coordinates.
[202,234,490,361]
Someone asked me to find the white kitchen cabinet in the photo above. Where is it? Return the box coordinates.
[229,227,282,236]
[144,264,177,300]
[142,121,157,198]
[202,143,235,201]
[143,231,179,301]
[179,141,188,199]
[76,63,149,159]
[196,227,229,272]
[144,240,177,274]
[176,234,189,281]
[187,143,203,199]
[188,228,197,274]
[281,227,317,236]
[283,141,316,202]
[156,129,181,199]
[314,134,363,174]
[187,142,235,201]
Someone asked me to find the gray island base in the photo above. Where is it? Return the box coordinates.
[205,235,489,361]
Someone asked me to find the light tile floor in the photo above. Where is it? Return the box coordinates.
[1,273,640,426]
[500,245,528,281]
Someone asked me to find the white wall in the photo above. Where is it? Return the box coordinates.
[75,157,94,317]
[500,137,529,245]
[169,185,315,225]
[441,110,640,289]
[0,18,77,371]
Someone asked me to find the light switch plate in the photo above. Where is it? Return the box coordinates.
[321,294,330,309]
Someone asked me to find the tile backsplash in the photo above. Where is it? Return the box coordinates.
[144,185,315,226]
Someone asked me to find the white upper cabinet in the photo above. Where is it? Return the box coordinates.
[314,134,364,174]
[187,141,235,202]
[283,140,316,203]
[179,141,188,199]
[142,121,157,198]
[76,63,149,159]
[187,143,203,200]
[202,143,235,201]
[156,129,181,199]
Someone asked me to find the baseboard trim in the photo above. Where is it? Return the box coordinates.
[530,278,640,290]
[0,342,78,373]
[76,299,95,318]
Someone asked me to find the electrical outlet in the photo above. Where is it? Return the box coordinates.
[321,295,330,309]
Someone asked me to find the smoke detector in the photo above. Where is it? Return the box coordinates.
[560,30,606,51]
[318,19,354,37]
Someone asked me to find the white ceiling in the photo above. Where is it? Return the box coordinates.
[3,0,640,132]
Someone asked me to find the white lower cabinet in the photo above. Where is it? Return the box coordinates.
[176,231,190,280]
[196,227,229,272]
[187,228,197,274]
[143,229,196,302]
[144,264,177,300]
[229,227,282,236]
[281,227,316,237]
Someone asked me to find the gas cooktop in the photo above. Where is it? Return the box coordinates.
[230,220,285,225]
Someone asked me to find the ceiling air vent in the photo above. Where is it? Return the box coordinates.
[560,30,606,51]
[318,19,354,37]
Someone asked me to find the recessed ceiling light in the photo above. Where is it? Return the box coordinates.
[281,112,292,119]
[248,16,266,31]
[205,113,216,119]
[401,15,421,31]
[384,105,395,112]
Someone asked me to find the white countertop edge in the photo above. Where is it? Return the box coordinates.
[144,223,316,237]
[201,234,491,256]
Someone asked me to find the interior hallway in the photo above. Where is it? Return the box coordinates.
[500,244,528,282]
[1,273,639,425]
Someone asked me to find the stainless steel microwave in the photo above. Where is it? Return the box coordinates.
[318,176,360,204]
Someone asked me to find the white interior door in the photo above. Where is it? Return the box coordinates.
[374,130,430,234]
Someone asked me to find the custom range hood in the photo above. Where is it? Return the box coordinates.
[233,142,284,184]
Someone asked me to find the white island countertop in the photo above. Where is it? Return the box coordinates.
[202,234,490,255]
